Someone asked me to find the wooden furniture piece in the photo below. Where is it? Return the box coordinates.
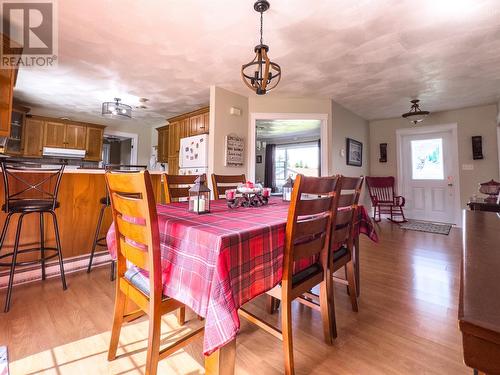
[22,118,44,157]
[366,176,406,223]
[211,173,247,200]
[0,34,22,138]
[6,106,29,155]
[468,199,500,213]
[156,107,209,173]
[106,170,203,375]
[0,160,67,312]
[240,175,338,375]
[85,126,105,161]
[87,165,148,280]
[459,210,500,375]
[44,121,86,149]
[163,173,205,203]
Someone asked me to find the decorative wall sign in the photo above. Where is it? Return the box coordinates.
[346,138,363,167]
[225,134,244,167]
[472,136,483,160]
[379,143,387,163]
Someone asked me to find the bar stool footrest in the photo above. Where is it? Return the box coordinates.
[0,247,59,267]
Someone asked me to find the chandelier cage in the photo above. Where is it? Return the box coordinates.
[102,98,132,119]
[241,0,281,95]
[401,99,430,125]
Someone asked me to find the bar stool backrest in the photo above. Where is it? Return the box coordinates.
[0,160,65,212]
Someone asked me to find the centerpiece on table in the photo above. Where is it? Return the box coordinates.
[226,181,270,208]
[189,175,211,214]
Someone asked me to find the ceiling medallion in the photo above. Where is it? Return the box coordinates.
[241,0,281,95]
[102,98,132,119]
[402,99,430,125]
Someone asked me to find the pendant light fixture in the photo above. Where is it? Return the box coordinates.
[241,0,281,95]
[402,99,430,125]
[102,98,132,119]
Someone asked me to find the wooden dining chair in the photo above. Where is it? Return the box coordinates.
[211,173,246,199]
[106,170,203,375]
[162,173,206,203]
[239,174,338,375]
[329,176,364,313]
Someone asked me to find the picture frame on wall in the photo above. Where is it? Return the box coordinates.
[256,155,262,163]
[346,138,363,167]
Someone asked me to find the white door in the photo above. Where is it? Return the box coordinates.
[401,130,457,224]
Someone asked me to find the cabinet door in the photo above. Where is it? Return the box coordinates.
[65,123,86,149]
[202,112,209,133]
[23,119,44,157]
[85,127,104,161]
[0,68,15,137]
[157,128,169,162]
[180,119,190,139]
[167,156,179,175]
[44,121,66,148]
[6,110,25,155]
[168,122,181,158]
[189,114,206,136]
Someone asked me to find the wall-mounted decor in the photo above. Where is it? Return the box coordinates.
[256,155,262,163]
[346,138,363,167]
[379,143,387,163]
[472,136,483,160]
[225,134,244,167]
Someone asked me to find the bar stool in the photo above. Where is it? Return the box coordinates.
[0,160,67,312]
[87,164,147,280]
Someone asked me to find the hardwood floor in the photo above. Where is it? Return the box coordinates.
[0,221,468,374]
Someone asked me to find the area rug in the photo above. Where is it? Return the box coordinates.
[400,220,452,235]
[0,346,8,375]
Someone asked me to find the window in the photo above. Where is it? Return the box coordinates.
[275,142,320,191]
[411,138,444,180]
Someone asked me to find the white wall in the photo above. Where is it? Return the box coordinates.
[208,86,249,189]
[369,104,500,208]
[104,123,155,165]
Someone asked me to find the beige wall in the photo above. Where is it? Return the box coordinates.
[208,86,249,189]
[369,104,500,208]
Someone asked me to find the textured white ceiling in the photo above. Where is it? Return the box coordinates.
[256,119,320,141]
[10,0,500,127]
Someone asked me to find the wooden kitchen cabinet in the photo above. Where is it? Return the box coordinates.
[0,34,21,138]
[44,121,66,147]
[168,121,182,157]
[157,127,169,163]
[85,126,104,161]
[168,156,179,175]
[22,118,44,157]
[189,113,208,135]
[66,123,86,149]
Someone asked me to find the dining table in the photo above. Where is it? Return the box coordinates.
[107,197,378,374]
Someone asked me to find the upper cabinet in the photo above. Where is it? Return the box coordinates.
[6,108,27,155]
[157,106,209,168]
[0,35,21,138]
[23,118,44,157]
[43,121,87,149]
[85,126,104,161]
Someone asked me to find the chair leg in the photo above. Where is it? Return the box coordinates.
[108,289,127,361]
[4,213,25,313]
[40,212,46,280]
[177,306,186,326]
[87,204,106,273]
[345,261,358,312]
[145,312,162,375]
[266,295,279,314]
[280,288,295,375]
[319,275,336,344]
[110,260,116,281]
[50,211,67,290]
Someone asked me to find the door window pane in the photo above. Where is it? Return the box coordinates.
[411,138,444,180]
[274,143,319,191]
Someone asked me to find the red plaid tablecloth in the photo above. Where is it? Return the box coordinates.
[106,198,378,355]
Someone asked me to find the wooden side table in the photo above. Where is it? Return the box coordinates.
[467,199,500,213]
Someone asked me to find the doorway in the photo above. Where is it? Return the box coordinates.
[102,130,138,165]
[397,124,461,225]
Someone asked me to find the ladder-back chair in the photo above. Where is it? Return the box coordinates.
[163,173,206,203]
[211,174,246,199]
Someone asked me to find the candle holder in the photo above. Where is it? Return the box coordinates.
[226,187,270,209]
[188,175,211,214]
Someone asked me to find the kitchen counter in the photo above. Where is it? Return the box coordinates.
[0,169,163,262]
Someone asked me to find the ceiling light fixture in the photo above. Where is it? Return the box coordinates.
[102,98,132,119]
[241,0,281,95]
[402,99,430,125]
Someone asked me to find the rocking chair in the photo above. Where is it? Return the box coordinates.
[365,176,407,223]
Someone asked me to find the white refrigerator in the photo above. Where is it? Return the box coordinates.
[178,134,209,175]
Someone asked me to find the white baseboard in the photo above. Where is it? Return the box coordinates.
[0,251,112,290]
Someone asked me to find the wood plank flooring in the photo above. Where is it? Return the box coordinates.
[0,221,469,374]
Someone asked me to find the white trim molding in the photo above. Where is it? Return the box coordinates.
[396,123,462,227]
[248,112,329,182]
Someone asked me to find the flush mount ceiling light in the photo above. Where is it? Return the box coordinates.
[241,0,281,95]
[402,99,430,125]
[102,98,132,119]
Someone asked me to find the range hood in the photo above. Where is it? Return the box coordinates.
[42,147,86,159]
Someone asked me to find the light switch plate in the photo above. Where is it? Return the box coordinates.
[462,164,474,171]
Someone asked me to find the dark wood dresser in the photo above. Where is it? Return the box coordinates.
[459,210,500,374]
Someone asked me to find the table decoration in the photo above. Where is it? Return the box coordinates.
[226,181,270,208]
[189,175,211,214]
[282,176,294,201]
